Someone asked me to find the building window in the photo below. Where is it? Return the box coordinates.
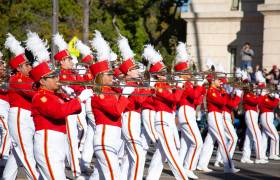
[231,0,240,10]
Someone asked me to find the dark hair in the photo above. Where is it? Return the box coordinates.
[243,42,250,46]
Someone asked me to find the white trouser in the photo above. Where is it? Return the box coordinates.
[66,114,81,177]
[142,109,158,144]
[242,110,264,160]
[198,111,234,170]
[81,117,96,170]
[3,107,39,180]
[34,129,68,180]
[178,105,203,171]
[0,99,10,159]
[216,111,238,162]
[121,111,145,180]
[90,124,122,180]
[260,112,279,157]
[81,98,96,170]
[77,103,88,151]
[146,111,188,180]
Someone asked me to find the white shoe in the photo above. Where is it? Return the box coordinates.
[264,156,268,160]
[269,155,280,160]
[240,158,254,164]
[76,175,86,180]
[186,170,198,179]
[255,159,268,164]
[197,166,213,172]
[224,168,240,173]
[214,161,220,167]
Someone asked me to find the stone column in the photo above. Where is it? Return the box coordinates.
[258,0,280,69]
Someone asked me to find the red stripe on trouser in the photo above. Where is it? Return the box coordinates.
[223,113,234,152]
[248,111,260,159]
[214,112,232,169]
[183,106,197,170]
[160,112,186,180]
[66,118,77,176]
[101,125,114,180]
[17,108,37,180]
[265,113,277,155]
[0,116,8,158]
[44,130,55,180]
[128,112,139,180]
[149,110,157,141]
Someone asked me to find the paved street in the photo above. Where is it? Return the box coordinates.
[1,150,279,179]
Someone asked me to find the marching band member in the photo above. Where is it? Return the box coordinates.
[143,45,190,180]
[117,35,149,180]
[0,51,11,160]
[2,33,40,180]
[197,74,239,173]
[26,32,92,179]
[259,92,280,160]
[75,39,96,172]
[255,70,280,160]
[241,84,267,163]
[89,31,130,180]
[214,80,242,167]
[175,42,204,179]
[53,33,86,177]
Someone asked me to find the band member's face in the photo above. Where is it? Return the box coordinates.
[102,73,113,85]
[41,76,59,91]
[61,57,74,70]
[18,62,32,76]
[214,79,221,87]
[127,68,139,79]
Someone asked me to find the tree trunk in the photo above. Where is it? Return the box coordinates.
[51,0,58,65]
[83,0,89,44]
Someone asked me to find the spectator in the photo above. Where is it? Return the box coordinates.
[266,65,280,85]
[240,42,254,70]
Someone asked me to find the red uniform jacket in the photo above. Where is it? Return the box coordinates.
[194,85,206,108]
[8,72,36,111]
[83,69,94,81]
[243,92,259,112]
[32,88,81,133]
[207,86,226,113]
[153,82,183,113]
[0,89,9,103]
[142,89,155,111]
[91,87,130,127]
[222,94,241,114]
[59,69,85,95]
[124,82,149,113]
[178,81,204,109]
[259,95,279,113]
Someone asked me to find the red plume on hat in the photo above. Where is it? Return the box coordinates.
[142,44,165,73]
[89,30,111,79]
[174,42,190,72]
[4,33,27,69]
[25,31,53,82]
[53,33,70,61]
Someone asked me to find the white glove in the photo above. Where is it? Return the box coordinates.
[77,65,87,75]
[122,87,135,97]
[61,86,75,96]
[197,79,204,86]
[78,89,93,102]
[275,93,279,99]
[261,90,268,96]
[149,77,156,87]
[235,89,243,97]
[175,76,184,88]
[270,93,275,98]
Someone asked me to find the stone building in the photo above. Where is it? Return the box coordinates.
[181,0,280,72]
